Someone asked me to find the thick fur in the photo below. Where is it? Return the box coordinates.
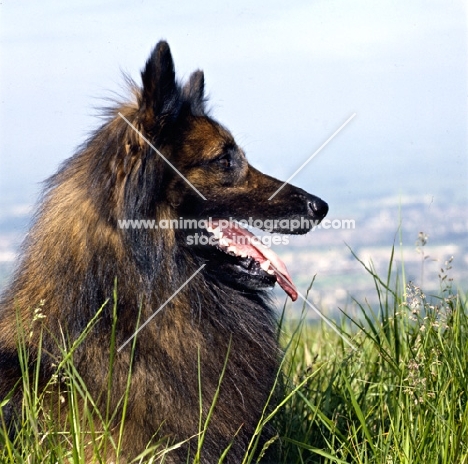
[0,42,328,462]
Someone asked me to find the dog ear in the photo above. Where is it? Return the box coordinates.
[140,41,179,123]
[183,70,205,116]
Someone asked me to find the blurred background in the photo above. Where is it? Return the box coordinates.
[1,0,467,315]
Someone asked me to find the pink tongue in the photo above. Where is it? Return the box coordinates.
[208,220,298,301]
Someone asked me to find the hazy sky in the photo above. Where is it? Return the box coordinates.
[1,0,467,215]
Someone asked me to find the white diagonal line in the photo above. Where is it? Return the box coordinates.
[117,264,206,352]
[118,112,207,200]
[268,113,356,200]
[266,257,357,350]
[295,289,357,351]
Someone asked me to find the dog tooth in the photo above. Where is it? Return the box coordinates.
[267,269,275,275]
[212,226,222,238]
[219,237,230,247]
[260,260,271,271]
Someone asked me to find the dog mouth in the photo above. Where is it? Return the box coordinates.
[205,220,298,301]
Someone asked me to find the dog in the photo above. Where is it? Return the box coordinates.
[0,41,328,462]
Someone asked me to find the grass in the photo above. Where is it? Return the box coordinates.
[276,245,468,463]
[1,242,467,463]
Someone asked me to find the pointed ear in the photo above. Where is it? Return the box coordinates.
[140,41,179,120]
[183,70,206,116]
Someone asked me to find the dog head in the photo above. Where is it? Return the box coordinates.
[116,41,328,300]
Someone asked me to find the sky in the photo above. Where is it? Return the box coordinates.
[0,0,467,217]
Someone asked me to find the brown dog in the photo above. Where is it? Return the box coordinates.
[0,41,328,462]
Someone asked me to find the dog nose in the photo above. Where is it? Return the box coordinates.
[308,198,328,220]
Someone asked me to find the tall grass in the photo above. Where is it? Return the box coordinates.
[276,245,468,463]
[1,243,467,463]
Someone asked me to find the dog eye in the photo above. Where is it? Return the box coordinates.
[216,154,232,168]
